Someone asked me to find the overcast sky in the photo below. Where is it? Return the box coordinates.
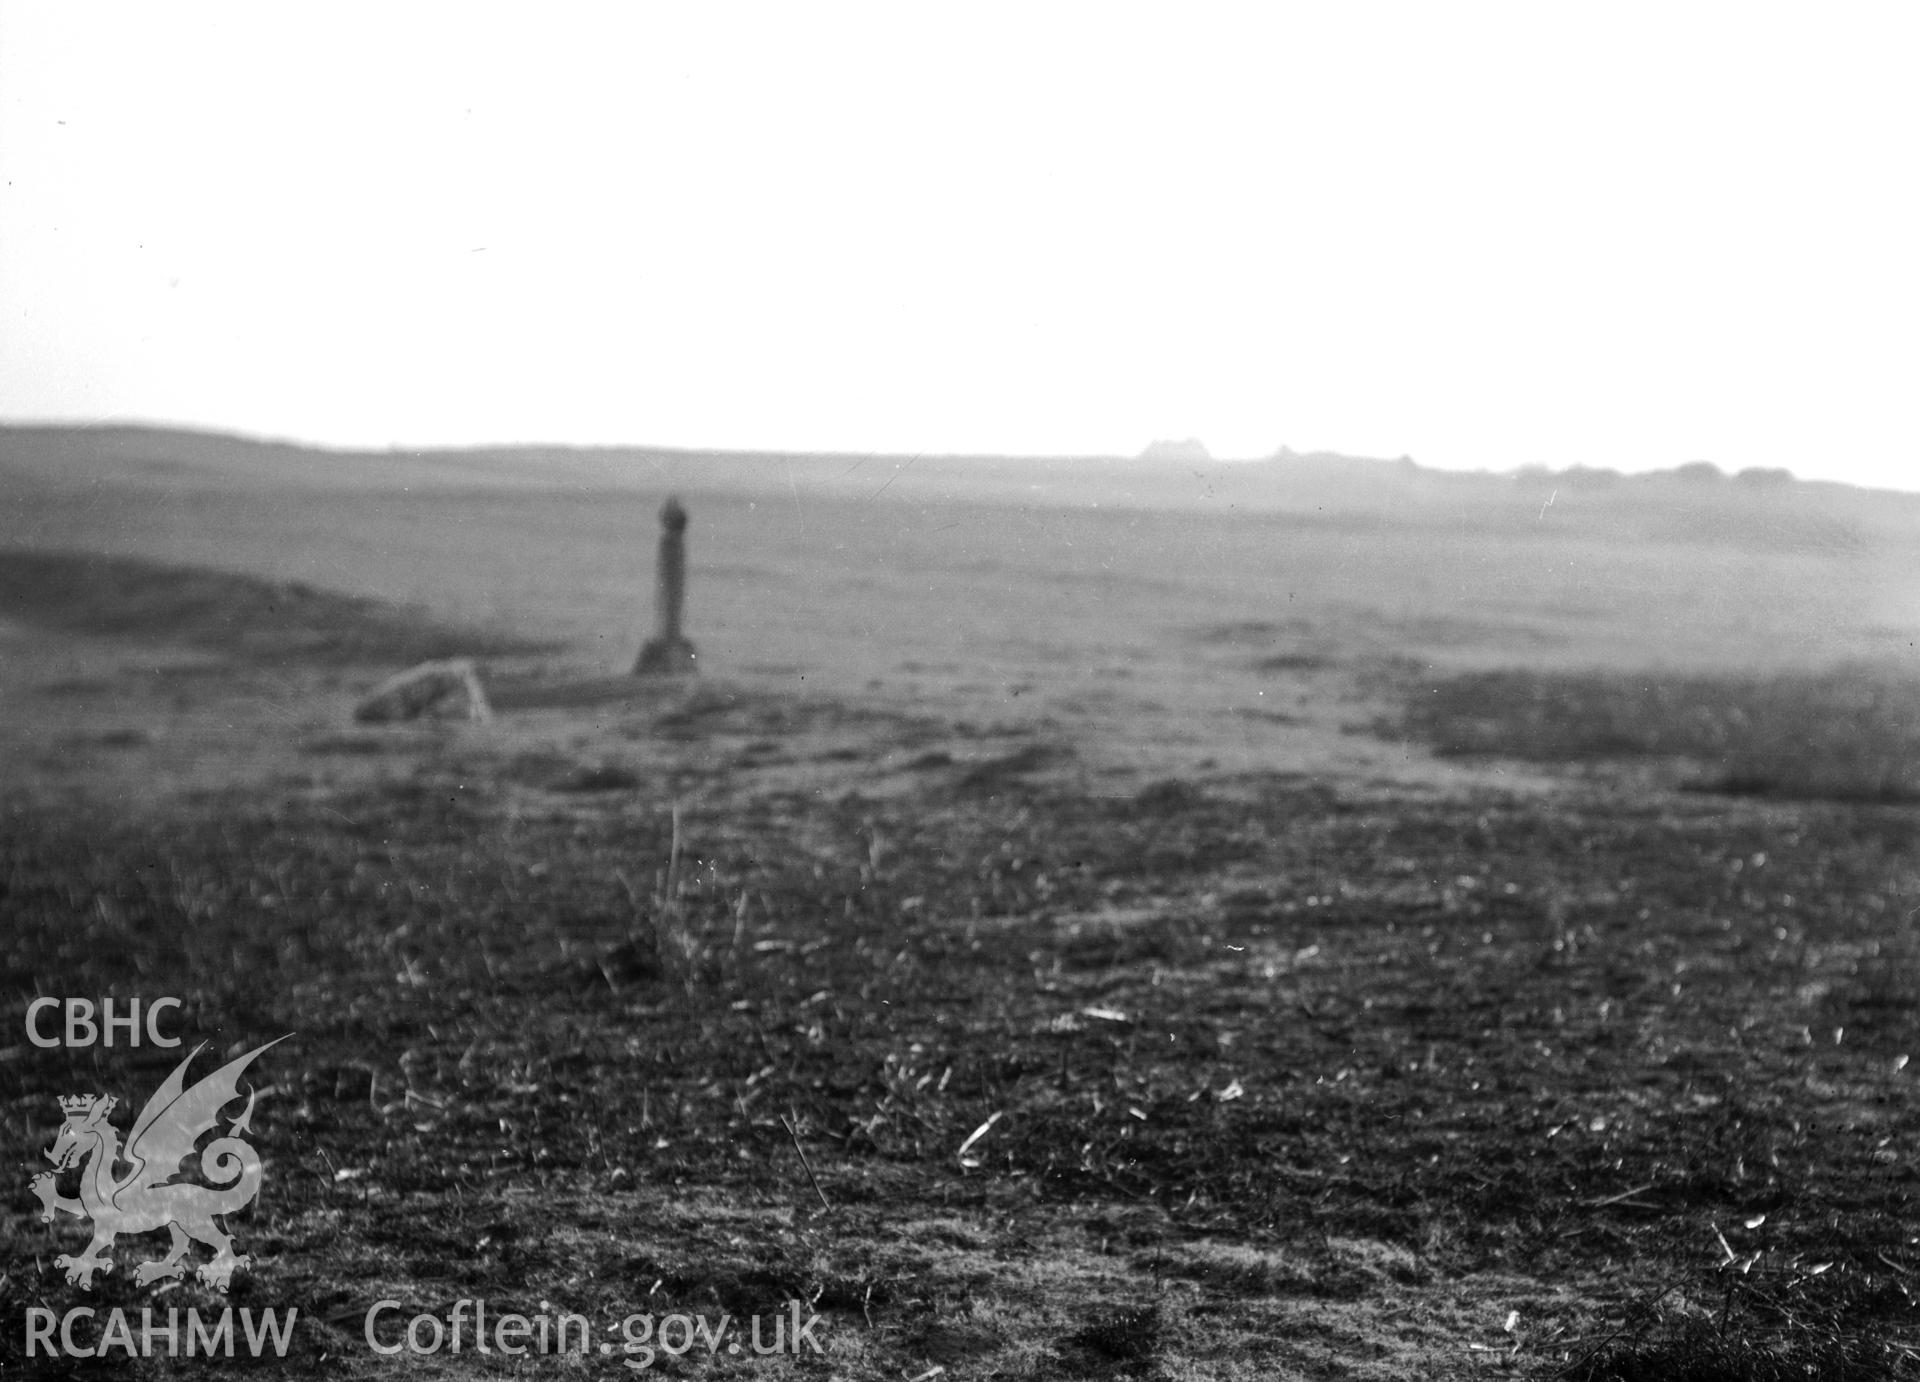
[3,5,1916,488]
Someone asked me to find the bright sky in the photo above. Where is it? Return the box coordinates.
[2,5,1916,488]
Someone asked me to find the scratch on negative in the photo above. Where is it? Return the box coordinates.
[868,454,920,501]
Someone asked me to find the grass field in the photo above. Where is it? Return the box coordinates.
[1398,665,1920,803]
[4,427,1920,1378]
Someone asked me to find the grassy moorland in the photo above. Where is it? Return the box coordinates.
[1397,665,1920,804]
[4,429,1920,1378]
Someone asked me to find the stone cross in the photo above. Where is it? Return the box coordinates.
[633,496,698,674]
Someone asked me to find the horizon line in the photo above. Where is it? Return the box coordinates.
[5,414,1909,496]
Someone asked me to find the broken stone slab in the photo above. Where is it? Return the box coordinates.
[353,658,492,723]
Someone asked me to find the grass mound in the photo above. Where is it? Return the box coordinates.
[0,548,551,665]
[1399,666,1920,802]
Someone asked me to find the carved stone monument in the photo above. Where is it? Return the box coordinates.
[633,496,698,674]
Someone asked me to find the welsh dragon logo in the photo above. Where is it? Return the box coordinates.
[30,1036,288,1292]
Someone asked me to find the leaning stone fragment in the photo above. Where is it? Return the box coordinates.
[353,658,492,723]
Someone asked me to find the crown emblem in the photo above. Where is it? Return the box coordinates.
[58,1094,96,1116]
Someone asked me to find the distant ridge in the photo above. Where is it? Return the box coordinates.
[0,420,1909,506]
[1139,438,1213,463]
[1268,444,1421,472]
[1511,459,1801,490]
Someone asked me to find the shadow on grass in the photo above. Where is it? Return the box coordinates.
[1396,665,1920,803]
[1569,1316,1917,1381]
[0,548,553,665]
